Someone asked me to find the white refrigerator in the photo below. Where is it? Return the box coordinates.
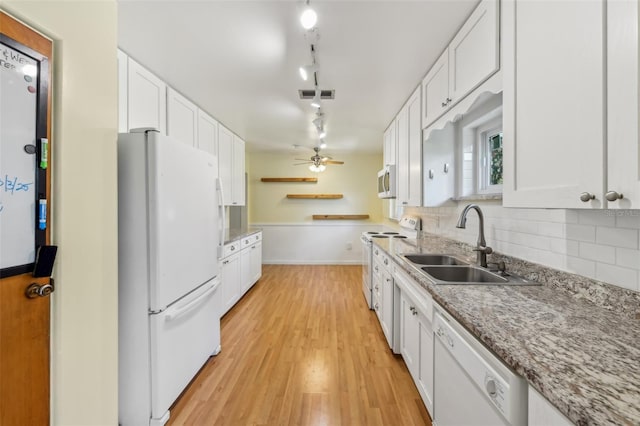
[118,129,223,426]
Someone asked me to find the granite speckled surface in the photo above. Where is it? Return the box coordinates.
[375,234,640,426]
[224,227,261,244]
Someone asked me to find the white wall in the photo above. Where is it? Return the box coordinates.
[406,202,640,292]
[248,151,384,263]
[1,2,119,425]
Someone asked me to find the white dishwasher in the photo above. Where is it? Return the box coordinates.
[433,307,527,426]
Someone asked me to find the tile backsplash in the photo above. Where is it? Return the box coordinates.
[405,201,640,292]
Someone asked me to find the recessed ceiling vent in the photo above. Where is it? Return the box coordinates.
[299,89,335,100]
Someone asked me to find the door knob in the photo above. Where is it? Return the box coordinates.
[579,192,595,202]
[605,191,623,201]
[25,282,55,299]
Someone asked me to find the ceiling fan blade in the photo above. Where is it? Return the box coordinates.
[293,162,312,165]
[294,158,312,161]
[321,156,333,161]
[323,160,344,165]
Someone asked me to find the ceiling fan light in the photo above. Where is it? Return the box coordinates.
[300,8,317,30]
[309,163,324,173]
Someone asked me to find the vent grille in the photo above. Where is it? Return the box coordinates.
[298,89,335,100]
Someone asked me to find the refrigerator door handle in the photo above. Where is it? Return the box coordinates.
[217,177,226,256]
[165,280,220,322]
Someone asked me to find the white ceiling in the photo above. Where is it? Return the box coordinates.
[118,0,479,154]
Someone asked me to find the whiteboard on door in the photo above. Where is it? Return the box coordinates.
[0,37,47,274]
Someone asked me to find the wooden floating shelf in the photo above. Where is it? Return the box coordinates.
[287,194,343,199]
[312,214,370,220]
[261,177,317,183]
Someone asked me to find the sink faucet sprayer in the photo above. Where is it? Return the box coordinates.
[456,204,493,268]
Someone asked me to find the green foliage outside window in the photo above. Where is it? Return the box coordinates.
[489,133,503,185]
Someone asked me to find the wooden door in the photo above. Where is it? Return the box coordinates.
[0,11,53,426]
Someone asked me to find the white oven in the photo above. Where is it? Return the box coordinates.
[360,216,420,310]
[360,234,373,309]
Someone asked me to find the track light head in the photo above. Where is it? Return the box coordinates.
[300,7,317,30]
[299,64,317,81]
[310,90,321,108]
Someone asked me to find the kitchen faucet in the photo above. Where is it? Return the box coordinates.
[456,204,493,268]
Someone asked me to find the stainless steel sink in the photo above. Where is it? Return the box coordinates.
[421,266,509,284]
[403,254,467,266]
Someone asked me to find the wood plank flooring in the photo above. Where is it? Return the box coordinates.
[167,265,431,426]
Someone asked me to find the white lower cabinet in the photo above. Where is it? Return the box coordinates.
[372,250,394,349]
[528,385,573,426]
[395,268,434,417]
[220,232,262,316]
[249,241,262,285]
[220,250,241,315]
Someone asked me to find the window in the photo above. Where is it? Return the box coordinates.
[476,119,503,194]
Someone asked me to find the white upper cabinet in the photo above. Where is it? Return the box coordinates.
[232,135,246,206]
[448,0,499,101]
[197,110,218,157]
[117,49,128,133]
[218,126,245,206]
[606,0,639,208]
[127,57,166,134]
[422,0,500,129]
[398,86,423,207]
[422,51,450,128]
[167,87,198,147]
[218,124,234,205]
[383,121,397,167]
[503,0,605,208]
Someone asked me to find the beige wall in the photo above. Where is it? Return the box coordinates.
[1,2,119,425]
[247,151,383,223]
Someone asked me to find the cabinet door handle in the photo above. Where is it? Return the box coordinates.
[605,191,624,201]
[580,192,595,202]
[446,97,452,105]
[441,101,448,107]
[230,246,235,251]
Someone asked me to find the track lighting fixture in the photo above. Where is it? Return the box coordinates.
[300,1,317,30]
[299,64,316,81]
[318,128,327,139]
[319,140,327,149]
[310,89,321,108]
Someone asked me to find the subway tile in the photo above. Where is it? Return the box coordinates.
[537,222,566,238]
[615,212,640,229]
[565,210,580,224]
[549,238,577,255]
[616,247,640,269]
[595,226,638,249]
[566,224,596,243]
[578,242,616,264]
[567,256,597,280]
[596,263,638,291]
[577,210,616,227]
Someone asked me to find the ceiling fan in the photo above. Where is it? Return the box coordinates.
[294,146,344,172]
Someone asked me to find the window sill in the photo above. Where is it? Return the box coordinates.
[453,193,503,202]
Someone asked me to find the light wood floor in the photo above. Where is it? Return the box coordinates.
[167,265,431,426]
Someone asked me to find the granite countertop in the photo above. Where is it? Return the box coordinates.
[374,236,640,426]
[224,227,262,244]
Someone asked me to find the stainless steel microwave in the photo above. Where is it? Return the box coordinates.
[377,165,396,199]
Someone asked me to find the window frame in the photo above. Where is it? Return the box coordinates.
[475,117,503,195]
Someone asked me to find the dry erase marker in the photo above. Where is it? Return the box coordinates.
[39,199,47,230]
[40,138,48,169]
